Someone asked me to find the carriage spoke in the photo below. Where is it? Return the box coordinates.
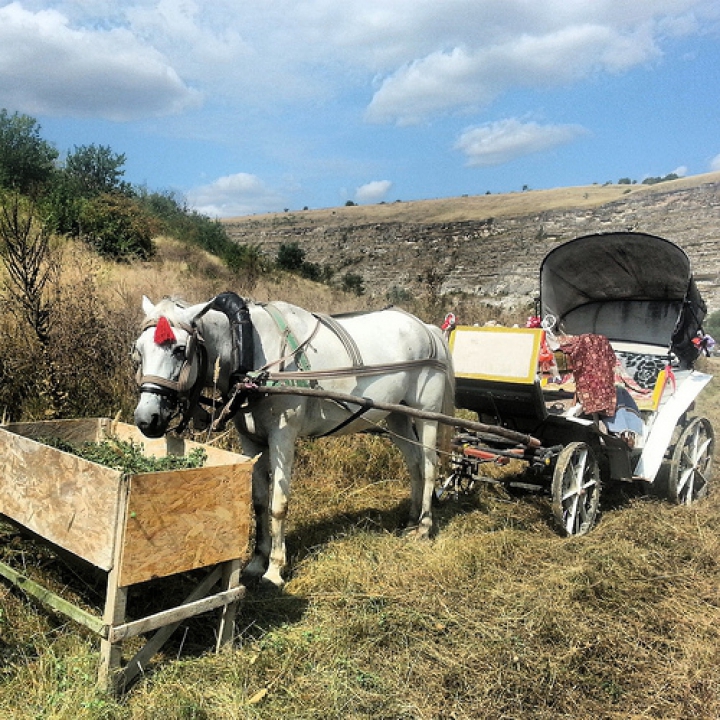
[669,417,714,505]
[565,495,581,535]
[552,442,601,536]
[678,468,694,505]
[696,437,712,459]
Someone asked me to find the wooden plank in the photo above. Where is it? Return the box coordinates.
[0,419,255,576]
[217,559,243,651]
[0,424,122,570]
[109,585,246,643]
[120,565,223,687]
[0,558,107,636]
[118,463,253,586]
[3,418,107,445]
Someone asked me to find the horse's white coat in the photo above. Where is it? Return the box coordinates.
[134,296,454,587]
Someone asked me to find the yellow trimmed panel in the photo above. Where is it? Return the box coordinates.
[450,326,543,384]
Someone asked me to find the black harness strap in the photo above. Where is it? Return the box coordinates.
[313,402,374,438]
[208,292,255,383]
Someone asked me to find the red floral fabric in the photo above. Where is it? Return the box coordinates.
[559,334,617,416]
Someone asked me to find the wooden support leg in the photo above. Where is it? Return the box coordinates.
[97,566,128,694]
[121,565,223,688]
[216,559,243,652]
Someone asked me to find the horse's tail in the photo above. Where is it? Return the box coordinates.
[436,337,456,475]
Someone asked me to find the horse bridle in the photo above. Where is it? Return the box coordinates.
[136,317,208,431]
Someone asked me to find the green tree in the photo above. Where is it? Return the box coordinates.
[79,193,158,259]
[0,109,58,194]
[341,272,365,296]
[41,171,84,236]
[63,143,130,197]
[277,241,305,271]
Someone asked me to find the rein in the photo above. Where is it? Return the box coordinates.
[253,357,449,383]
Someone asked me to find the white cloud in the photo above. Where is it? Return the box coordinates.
[0,2,200,121]
[366,23,662,124]
[1,0,717,127]
[671,166,688,177]
[355,179,393,204]
[711,154,720,172]
[455,118,588,166]
[186,172,285,217]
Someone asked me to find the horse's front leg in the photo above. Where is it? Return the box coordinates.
[261,427,297,587]
[242,445,272,582]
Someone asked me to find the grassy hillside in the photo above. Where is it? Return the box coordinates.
[0,213,718,718]
[225,171,720,227]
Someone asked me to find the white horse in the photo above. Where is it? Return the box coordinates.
[133,294,454,587]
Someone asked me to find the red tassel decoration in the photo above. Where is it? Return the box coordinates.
[154,316,176,345]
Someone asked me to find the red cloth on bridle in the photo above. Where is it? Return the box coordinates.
[154,316,176,345]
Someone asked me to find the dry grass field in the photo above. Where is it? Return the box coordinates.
[0,209,719,718]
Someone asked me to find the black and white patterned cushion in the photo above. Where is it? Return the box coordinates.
[616,352,667,390]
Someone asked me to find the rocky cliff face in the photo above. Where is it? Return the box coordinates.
[224,179,720,313]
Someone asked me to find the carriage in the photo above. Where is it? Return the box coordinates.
[439,231,715,535]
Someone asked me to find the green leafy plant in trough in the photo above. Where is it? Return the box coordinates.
[41,437,207,475]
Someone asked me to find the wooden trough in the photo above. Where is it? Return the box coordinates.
[0,417,255,692]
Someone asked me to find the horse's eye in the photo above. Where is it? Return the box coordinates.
[172,345,187,360]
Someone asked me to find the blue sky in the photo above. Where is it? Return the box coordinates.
[1,1,719,217]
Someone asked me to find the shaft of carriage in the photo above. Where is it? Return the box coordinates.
[236,381,542,449]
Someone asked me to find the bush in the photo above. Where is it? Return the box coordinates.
[136,190,263,283]
[277,241,305,271]
[342,272,365,296]
[79,193,158,259]
[0,239,138,421]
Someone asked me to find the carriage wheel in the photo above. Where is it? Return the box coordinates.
[668,417,714,505]
[551,442,601,536]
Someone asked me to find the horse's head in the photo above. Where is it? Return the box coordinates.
[133,296,212,437]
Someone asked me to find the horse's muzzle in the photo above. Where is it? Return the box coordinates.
[134,394,173,438]
[135,412,168,438]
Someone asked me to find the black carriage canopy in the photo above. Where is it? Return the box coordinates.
[539,232,707,366]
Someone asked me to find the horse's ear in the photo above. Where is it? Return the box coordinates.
[142,295,155,316]
[184,300,216,325]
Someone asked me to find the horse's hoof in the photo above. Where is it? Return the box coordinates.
[402,524,432,540]
[262,568,285,589]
